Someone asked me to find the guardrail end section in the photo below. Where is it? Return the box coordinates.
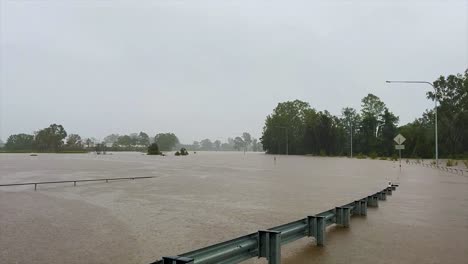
[258,230,281,264]
[161,256,194,264]
[307,216,326,246]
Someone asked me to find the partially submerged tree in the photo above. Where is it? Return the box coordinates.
[147,143,161,155]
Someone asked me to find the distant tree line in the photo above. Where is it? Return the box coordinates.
[261,69,468,159]
[177,132,263,152]
[4,124,85,152]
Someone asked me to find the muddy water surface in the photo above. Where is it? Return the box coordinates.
[1,152,467,264]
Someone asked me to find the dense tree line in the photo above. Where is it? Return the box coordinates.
[399,69,468,158]
[4,124,83,152]
[261,69,468,159]
[261,94,399,157]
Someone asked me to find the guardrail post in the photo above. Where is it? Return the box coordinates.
[367,195,379,207]
[385,187,392,195]
[161,256,194,264]
[378,191,387,201]
[335,207,351,227]
[307,216,326,246]
[354,200,367,216]
[258,230,281,264]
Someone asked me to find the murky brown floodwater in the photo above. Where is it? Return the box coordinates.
[1,152,467,264]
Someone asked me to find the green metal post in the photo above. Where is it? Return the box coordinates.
[307,215,326,246]
[258,230,281,264]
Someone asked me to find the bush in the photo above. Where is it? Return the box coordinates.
[464,160,468,168]
[319,150,326,157]
[379,157,387,160]
[369,152,378,159]
[175,148,188,156]
[391,154,398,161]
[356,153,366,159]
[180,148,189,156]
[446,159,457,167]
[147,143,161,155]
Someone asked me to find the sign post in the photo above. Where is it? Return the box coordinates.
[394,134,406,172]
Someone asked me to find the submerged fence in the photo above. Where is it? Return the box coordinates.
[0,176,155,191]
[151,184,398,264]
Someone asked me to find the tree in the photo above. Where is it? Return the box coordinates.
[138,132,150,146]
[379,108,399,156]
[427,69,468,157]
[214,140,221,151]
[66,134,83,149]
[116,135,132,147]
[103,134,120,144]
[34,124,67,152]
[200,138,213,150]
[261,100,310,154]
[192,141,200,150]
[147,143,161,155]
[155,133,179,151]
[233,137,245,151]
[242,132,252,151]
[5,134,34,151]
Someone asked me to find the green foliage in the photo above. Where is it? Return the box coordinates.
[233,137,245,151]
[180,148,189,156]
[175,148,189,156]
[369,152,378,159]
[463,160,468,168]
[356,153,367,159]
[391,154,398,161]
[402,69,468,158]
[5,133,34,151]
[34,124,67,152]
[155,133,179,151]
[65,134,83,150]
[446,160,458,167]
[147,143,161,155]
[379,156,388,160]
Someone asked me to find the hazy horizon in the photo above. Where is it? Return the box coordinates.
[1,0,467,143]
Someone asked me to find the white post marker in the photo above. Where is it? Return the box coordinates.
[394,134,406,172]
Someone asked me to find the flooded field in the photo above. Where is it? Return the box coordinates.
[1,152,467,264]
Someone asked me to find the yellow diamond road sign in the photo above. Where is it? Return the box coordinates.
[394,134,406,145]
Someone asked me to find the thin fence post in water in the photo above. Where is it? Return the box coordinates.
[34,184,37,191]
[258,230,281,264]
[307,215,326,246]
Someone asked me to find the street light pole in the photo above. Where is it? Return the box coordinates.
[385,80,439,166]
[350,122,353,158]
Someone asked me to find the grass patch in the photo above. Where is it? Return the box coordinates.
[446,159,458,167]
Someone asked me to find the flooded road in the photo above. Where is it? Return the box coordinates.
[1,152,467,264]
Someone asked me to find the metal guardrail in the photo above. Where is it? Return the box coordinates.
[0,176,155,190]
[407,161,468,175]
[151,184,398,264]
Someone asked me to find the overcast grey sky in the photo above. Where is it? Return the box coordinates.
[1,0,467,143]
